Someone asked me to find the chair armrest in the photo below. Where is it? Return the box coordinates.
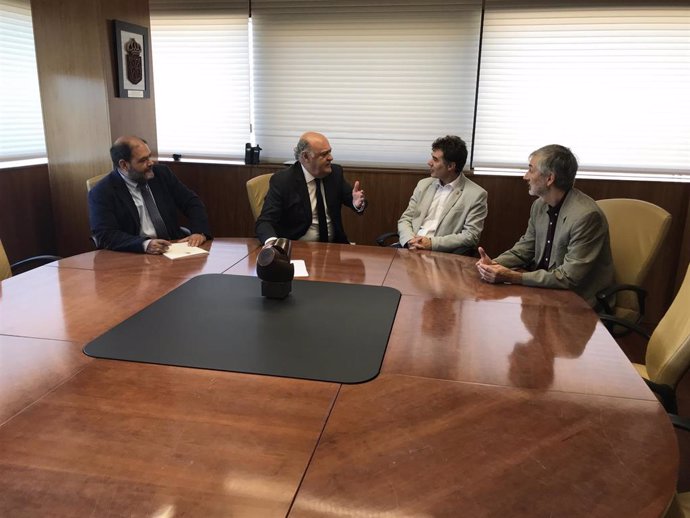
[598,314,651,339]
[669,414,690,432]
[596,283,647,317]
[375,231,400,247]
[11,255,61,275]
[644,379,678,414]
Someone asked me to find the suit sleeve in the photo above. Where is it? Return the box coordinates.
[88,183,147,253]
[431,188,487,253]
[521,210,609,292]
[255,173,283,244]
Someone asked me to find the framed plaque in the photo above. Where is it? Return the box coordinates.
[114,20,150,99]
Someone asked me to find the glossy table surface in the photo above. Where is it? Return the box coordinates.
[0,239,678,517]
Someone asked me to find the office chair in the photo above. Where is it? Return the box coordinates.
[600,263,690,414]
[0,239,61,282]
[86,173,107,192]
[246,173,273,220]
[596,198,671,334]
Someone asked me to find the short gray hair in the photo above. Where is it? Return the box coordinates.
[530,144,578,191]
[294,138,310,161]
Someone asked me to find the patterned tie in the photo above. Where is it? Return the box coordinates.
[138,183,170,240]
[314,178,328,243]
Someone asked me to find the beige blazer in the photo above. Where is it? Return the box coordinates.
[495,188,614,307]
[397,175,488,254]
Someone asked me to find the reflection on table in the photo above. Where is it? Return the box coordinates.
[0,239,677,517]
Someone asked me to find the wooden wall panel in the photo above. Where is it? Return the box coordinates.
[100,0,158,154]
[9,154,684,322]
[31,0,155,258]
[0,164,56,263]
[31,0,112,258]
[166,161,690,324]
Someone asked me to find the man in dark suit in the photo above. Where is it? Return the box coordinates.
[255,132,366,245]
[88,136,211,254]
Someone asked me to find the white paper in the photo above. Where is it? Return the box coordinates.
[163,242,209,260]
[290,259,309,277]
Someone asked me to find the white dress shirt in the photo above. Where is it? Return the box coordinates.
[118,169,160,251]
[299,164,335,242]
[417,175,462,237]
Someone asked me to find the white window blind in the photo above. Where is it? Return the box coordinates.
[251,0,482,167]
[0,0,46,162]
[473,2,690,176]
[150,0,250,159]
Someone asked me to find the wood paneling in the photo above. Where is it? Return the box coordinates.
[31,0,156,258]
[5,156,688,323]
[31,0,112,258]
[167,161,690,323]
[100,0,158,153]
[0,163,55,263]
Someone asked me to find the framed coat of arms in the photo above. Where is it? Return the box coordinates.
[114,20,150,99]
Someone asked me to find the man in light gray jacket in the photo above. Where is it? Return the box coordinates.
[476,144,614,307]
[398,135,487,255]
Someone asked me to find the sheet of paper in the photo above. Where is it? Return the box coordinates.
[163,242,209,260]
[291,259,309,277]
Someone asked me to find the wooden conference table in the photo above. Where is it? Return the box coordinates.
[0,239,678,517]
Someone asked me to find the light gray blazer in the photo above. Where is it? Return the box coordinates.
[495,188,614,307]
[397,175,488,254]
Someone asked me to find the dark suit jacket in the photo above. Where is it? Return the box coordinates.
[255,162,362,244]
[88,165,211,253]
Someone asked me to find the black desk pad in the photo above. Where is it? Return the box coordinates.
[84,274,401,384]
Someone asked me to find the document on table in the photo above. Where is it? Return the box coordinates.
[291,259,309,277]
[163,242,209,260]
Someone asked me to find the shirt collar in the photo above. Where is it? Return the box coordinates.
[548,189,569,216]
[117,168,140,188]
[436,174,462,190]
[300,163,316,184]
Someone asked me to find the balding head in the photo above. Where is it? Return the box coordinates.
[110,136,148,169]
[110,135,154,183]
[294,132,333,178]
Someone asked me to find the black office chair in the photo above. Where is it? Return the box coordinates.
[1,239,61,281]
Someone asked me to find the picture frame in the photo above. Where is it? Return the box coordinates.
[113,20,150,98]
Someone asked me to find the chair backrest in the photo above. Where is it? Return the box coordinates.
[597,198,671,314]
[246,173,273,221]
[645,263,690,388]
[0,240,11,281]
[86,173,108,192]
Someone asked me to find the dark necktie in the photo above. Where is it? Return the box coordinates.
[314,178,328,243]
[138,183,170,240]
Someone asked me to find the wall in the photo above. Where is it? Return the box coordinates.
[3,158,687,322]
[30,0,156,258]
[0,163,55,263]
[170,161,690,324]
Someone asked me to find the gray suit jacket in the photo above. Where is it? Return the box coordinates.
[495,188,614,307]
[397,175,487,254]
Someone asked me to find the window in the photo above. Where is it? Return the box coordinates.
[149,1,690,178]
[0,0,46,162]
[473,1,690,177]
[150,0,250,159]
[251,0,482,167]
